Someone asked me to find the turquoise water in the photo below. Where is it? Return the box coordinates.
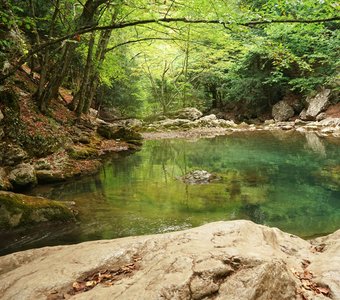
[1,131,340,255]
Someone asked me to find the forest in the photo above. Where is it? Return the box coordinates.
[1,0,339,119]
[0,1,340,299]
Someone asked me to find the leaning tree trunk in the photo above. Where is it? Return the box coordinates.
[38,43,75,113]
[37,0,107,113]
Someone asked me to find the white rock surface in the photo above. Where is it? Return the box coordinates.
[0,220,339,300]
[306,89,331,120]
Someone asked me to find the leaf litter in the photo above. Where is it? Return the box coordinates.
[47,255,142,299]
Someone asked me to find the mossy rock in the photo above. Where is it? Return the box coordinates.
[97,124,142,143]
[68,146,98,160]
[0,191,76,229]
[0,87,19,110]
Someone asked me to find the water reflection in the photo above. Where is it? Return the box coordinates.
[1,131,340,255]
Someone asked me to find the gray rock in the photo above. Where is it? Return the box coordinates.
[272,101,295,121]
[8,163,37,189]
[35,170,68,184]
[299,109,308,121]
[122,118,143,130]
[306,89,331,120]
[199,114,217,122]
[88,108,98,118]
[170,107,203,121]
[0,109,4,122]
[0,168,12,191]
[0,221,339,300]
[78,135,91,144]
[316,112,327,121]
[194,115,237,128]
[181,170,218,184]
[97,124,142,144]
[319,117,340,127]
[294,119,308,126]
[157,118,192,128]
[34,159,52,171]
[264,119,275,125]
[98,107,121,122]
[0,144,28,166]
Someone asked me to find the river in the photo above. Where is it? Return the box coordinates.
[1,131,340,255]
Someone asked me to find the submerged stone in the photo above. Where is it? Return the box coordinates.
[181,170,218,184]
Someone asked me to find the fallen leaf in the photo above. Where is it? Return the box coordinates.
[85,280,97,288]
[316,286,330,296]
[72,281,86,292]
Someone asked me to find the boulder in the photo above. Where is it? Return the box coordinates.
[0,191,75,229]
[170,107,203,121]
[8,163,37,189]
[120,118,143,130]
[319,117,340,127]
[306,89,331,120]
[88,108,98,118]
[97,124,142,145]
[0,168,12,191]
[272,101,295,122]
[34,159,52,171]
[195,114,221,127]
[299,109,308,121]
[316,112,327,122]
[181,170,218,184]
[156,118,192,129]
[0,220,339,300]
[0,143,28,166]
[98,107,121,122]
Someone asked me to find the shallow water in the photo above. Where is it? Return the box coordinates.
[1,131,340,255]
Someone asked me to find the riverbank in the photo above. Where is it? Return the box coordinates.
[0,67,143,193]
[142,117,340,140]
[0,220,338,300]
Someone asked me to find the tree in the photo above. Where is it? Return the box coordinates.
[0,0,339,118]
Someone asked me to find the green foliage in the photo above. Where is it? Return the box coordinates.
[2,0,339,118]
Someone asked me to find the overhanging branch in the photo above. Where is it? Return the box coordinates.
[1,15,339,82]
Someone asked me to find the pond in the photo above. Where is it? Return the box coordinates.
[1,131,340,255]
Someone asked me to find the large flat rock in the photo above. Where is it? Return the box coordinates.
[0,220,339,300]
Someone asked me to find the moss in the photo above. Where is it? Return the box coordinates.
[68,146,98,160]
[0,191,75,229]
[97,125,143,142]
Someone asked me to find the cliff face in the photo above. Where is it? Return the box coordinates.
[0,220,339,300]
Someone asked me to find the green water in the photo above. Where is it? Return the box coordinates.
[1,131,340,255]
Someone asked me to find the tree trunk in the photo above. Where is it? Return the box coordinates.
[37,0,107,113]
[81,12,118,113]
[76,33,95,117]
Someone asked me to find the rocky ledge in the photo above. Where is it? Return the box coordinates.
[0,191,76,229]
[0,220,339,300]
